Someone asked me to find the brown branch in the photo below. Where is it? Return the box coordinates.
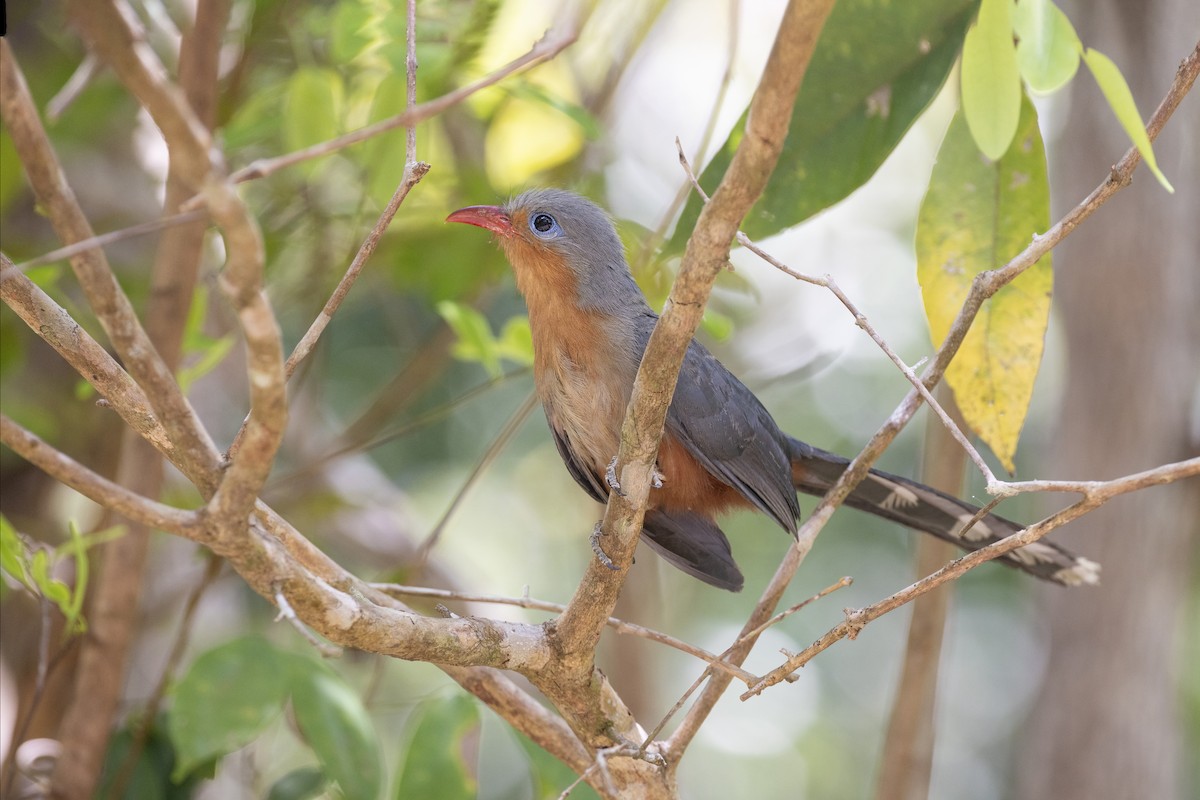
[12,210,210,272]
[373,583,757,684]
[282,162,431,379]
[0,39,222,480]
[66,0,213,187]
[742,457,1200,698]
[0,415,199,533]
[551,0,837,669]
[200,178,286,539]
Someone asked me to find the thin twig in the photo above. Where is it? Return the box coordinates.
[742,457,1200,698]
[12,210,210,272]
[405,0,418,164]
[642,576,850,751]
[274,584,343,658]
[415,391,539,563]
[210,16,580,191]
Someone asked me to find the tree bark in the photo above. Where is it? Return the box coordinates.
[1016,2,1200,798]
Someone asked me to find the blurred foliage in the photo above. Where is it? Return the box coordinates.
[1,1,1192,799]
[0,516,122,635]
[672,0,979,249]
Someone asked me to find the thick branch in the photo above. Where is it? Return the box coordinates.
[0,39,222,479]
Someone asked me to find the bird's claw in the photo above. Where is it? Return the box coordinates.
[590,522,620,571]
[607,457,665,494]
[605,456,626,497]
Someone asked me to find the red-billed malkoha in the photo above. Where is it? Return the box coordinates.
[447,189,1099,591]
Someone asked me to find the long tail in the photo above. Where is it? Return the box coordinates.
[786,437,1100,587]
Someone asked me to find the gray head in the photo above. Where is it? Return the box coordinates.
[447,189,649,316]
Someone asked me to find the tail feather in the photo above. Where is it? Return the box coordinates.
[641,510,745,591]
[786,438,1100,587]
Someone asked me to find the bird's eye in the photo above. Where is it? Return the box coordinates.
[529,212,558,238]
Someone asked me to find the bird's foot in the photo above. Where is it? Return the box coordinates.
[590,522,620,571]
[607,457,665,494]
[605,456,626,497]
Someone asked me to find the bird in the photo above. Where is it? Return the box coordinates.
[446,188,1099,592]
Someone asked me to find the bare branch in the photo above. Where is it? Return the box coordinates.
[0,39,222,479]
[0,415,199,533]
[742,457,1200,698]
[12,210,210,272]
[374,583,757,684]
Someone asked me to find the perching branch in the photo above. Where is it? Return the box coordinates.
[742,456,1200,698]
[551,0,837,669]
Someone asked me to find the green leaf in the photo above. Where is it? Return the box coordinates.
[961,0,1022,160]
[330,2,374,64]
[917,92,1052,472]
[495,316,535,367]
[290,662,383,800]
[29,550,72,611]
[394,692,480,800]
[266,766,328,800]
[0,515,32,589]
[436,301,525,377]
[60,522,88,634]
[1013,0,1081,93]
[283,68,345,164]
[178,288,235,393]
[1082,48,1174,192]
[168,637,288,780]
[670,0,977,250]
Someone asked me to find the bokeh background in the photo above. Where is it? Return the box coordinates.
[2,1,1197,798]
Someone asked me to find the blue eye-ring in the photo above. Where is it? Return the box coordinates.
[529,212,559,238]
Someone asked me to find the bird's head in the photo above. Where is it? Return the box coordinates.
[447,189,646,315]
